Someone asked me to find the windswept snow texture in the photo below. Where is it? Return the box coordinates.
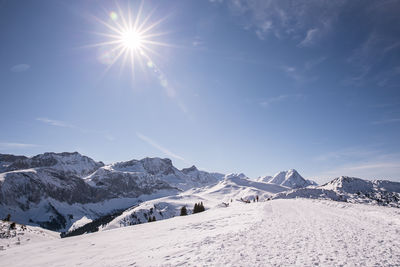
[102,173,288,229]
[1,199,400,266]
[261,169,316,188]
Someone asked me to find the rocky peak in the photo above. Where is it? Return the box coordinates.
[181,165,198,174]
[111,157,176,176]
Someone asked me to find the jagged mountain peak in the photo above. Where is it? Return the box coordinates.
[181,165,198,174]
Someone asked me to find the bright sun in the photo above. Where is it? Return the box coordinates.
[89,2,169,75]
[121,30,143,50]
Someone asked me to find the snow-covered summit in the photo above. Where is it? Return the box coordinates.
[263,169,315,189]
[320,176,373,193]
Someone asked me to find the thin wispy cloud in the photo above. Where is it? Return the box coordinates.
[304,57,326,70]
[36,117,75,128]
[299,28,319,47]
[314,147,380,162]
[371,118,400,125]
[136,132,185,162]
[10,64,30,72]
[279,56,326,84]
[344,1,400,87]
[0,142,38,149]
[260,93,304,108]
[36,117,117,142]
[313,147,400,182]
[221,0,347,44]
[192,36,205,48]
[281,65,317,84]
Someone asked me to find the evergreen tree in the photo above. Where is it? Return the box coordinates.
[180,206,188,216]
[152,216,156,222]
[200,202,205,212]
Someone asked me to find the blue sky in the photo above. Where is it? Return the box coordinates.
[1,0,400,183]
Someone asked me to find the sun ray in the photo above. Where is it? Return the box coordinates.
[140,16,168,35]
[89,1,172,77]
[133,1,144,32]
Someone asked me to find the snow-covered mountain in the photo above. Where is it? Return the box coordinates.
[258,169,317,188]
[0,152,224,232]
[2,151,399,238]
[274,176,400,207]
[99,173,288,231]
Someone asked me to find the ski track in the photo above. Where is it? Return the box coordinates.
[1,199,399,266]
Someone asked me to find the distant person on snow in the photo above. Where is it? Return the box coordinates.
[256,195,259,202]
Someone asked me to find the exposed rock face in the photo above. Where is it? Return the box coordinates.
[180,165,224,186]
[4,152,104,177]
[0,154,28,172]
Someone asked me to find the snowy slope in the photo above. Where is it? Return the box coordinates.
[1,199,399,266]
[101,173,288,230]
[256,175,272,183]
[0,220,59,251]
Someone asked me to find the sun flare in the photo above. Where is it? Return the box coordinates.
[89,2,170,76]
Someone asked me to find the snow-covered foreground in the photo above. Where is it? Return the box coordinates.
[0,221,59,250]
[2,199,400,266]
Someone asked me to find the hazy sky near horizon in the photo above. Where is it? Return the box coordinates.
[1,0,400,183]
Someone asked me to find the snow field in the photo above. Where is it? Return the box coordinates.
[1,198,399,266]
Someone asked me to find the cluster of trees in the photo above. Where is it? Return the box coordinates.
[180,202,206,216]
[193,202,205,213]
[147,216,156,222]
